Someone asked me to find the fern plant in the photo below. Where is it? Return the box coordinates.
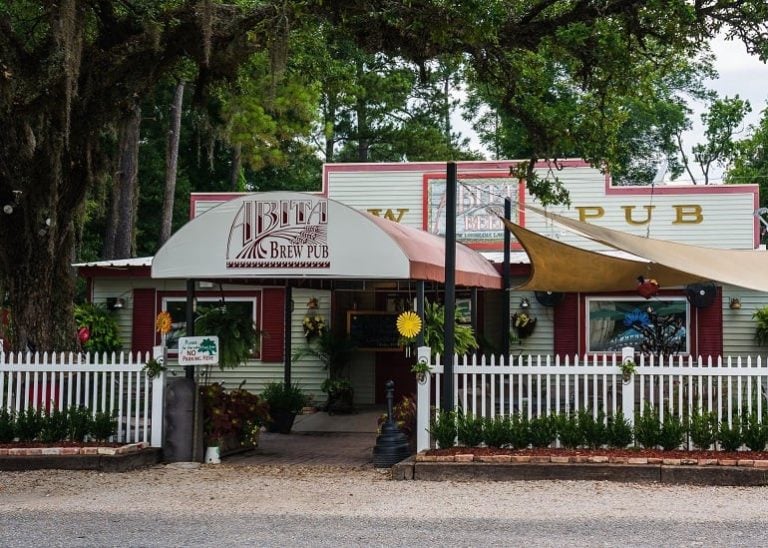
[196,305,259,369]
[754,306,768,346]
[421,302,479,356]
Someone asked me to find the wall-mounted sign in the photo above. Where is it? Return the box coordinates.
[226,198,330,269]
[178,336,219,366]
[426,175,522,246]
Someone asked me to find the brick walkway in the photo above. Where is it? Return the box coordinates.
[224,407,383,468]
[224,432,377,468]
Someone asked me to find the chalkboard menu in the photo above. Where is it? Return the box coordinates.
[347,311,401,351]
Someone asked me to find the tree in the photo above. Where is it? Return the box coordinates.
[678,95,752,184]
[2,1,767,350]
[726,104,768,206]
[0,1,290,350]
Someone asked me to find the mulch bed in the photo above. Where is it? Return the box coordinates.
[425,446,768,461]
[0,441,120,449]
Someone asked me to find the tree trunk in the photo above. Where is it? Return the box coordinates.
[230,143,242,191]
[104,105,141,259]
[160,82,185,247]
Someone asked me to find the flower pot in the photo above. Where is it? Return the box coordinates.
[326,388,355,415]
[266,409,297,434]
[204,446,221,464]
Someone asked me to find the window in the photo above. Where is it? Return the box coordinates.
[587,297,689,355]
[161,297,259,357]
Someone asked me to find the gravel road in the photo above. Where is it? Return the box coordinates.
[2,464,768,546]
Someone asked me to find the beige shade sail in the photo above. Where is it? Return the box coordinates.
[514,205,768,293]
[501,217,707,292]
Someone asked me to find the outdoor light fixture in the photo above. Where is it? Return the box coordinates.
[520,297,530,309]
[729,297,742,310]
[106,297,125,311]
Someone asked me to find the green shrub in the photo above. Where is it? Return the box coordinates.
[0,409,14,443]
[91,410,117,442]
[742,410,768,452]
[556,413,583,449]
[579,408,608,449]
[689,410,718,451]
[68,406,92,442]
[482,416,511,448]
[39,408,70,443]
[634,404,661,449]
[529,415,557,448]
[430,409,456,449]
[74,303,122,354]
[606,411,633,448]
[261,382,308,415]
[15,408,43,441]
[456,409,484,447]
[718,416,743,452]
[508,414,530,449]
[659,411,686,450]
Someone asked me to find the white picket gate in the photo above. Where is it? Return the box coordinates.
[415,347,768,452]
[0,349,165,447]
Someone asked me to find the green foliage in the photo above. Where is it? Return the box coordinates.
[195,305,259,369]
[430,409,457,449]
[606,411,633,449]
[753,306,768,346]
[659,412,686,451]
[579,408,609,449]
[74,303,122,354]
[261,382,307,415]
[67,406,92,442]
[689,410,719,451]
[456,409,484,448]
[556,413,583,449]
[508,414,531,449]
[726,108,768,205]
[529,415,557,448]
[90,411,118,442]
[718,416,743,452]
[420,302,479,357]
[0,409,14,443]
[741,410,768,452]
[39,408,70,444]
[482,416,511,448]
[15,408,43,442]
[295,329,356,380]
[634,404,661,449]
[142,357,167,378]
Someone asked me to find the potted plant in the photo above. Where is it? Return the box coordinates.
[199,382,270,457]
[195,305,260,369]
[294,329,357,414]
[320,378,354,415]
[261,382,308,434]
[512,311,537,339]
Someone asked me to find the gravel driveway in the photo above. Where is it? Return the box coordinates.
[2,464,768,546]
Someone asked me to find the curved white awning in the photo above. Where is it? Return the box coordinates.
[152,192,501,289]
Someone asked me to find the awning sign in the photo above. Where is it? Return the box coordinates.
[178,336,219,366]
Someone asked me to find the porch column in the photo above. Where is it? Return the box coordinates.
[443,161,457,412]
[502,197,511,359]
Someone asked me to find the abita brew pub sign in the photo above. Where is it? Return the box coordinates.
[226,198,330,268]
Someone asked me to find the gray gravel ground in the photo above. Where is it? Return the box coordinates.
[2,464,768,547]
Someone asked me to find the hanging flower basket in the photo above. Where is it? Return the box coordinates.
[637,277,659,299]
[512,313,537,339]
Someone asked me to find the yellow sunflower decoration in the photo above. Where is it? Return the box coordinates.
[155,311,173,335]
[396,311,422,339]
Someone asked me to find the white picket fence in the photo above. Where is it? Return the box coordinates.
[415,347,768,451]
[0,349,164,447]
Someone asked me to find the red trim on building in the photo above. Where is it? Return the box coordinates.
[695,286,724,360]
[132,288,157,355]
[260,288,285,362]
[78,266,151,278]
[554,293,580,358]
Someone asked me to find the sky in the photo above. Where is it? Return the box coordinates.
[455,35,768,184]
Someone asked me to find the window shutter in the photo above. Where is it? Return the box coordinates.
[261,288,285,362]
[695,286,723,360]
[132,288,156,354]
[554,293,579,358]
